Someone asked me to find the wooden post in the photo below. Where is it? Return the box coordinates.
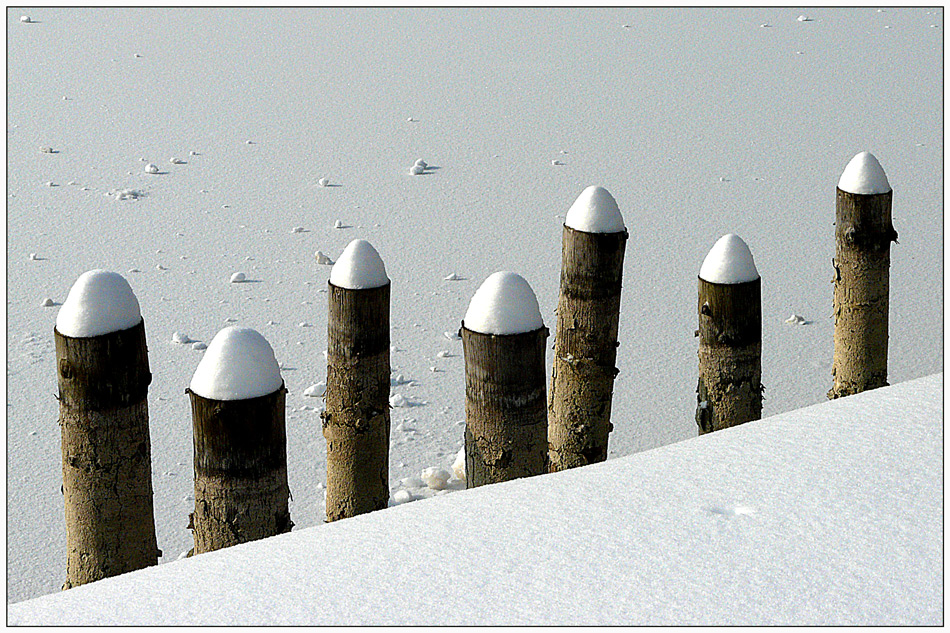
[829,152,897,399]
[461,271,549,487]
[462,326,549,486]
[188,385,292,554]
[323,281,391,521]
[696,235,762,434]
[56,319,159,589]
[548,223,627,471]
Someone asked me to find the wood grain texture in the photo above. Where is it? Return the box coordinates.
[55,321,158,589]
[696,278,762,434]
[548,225,627,471]
[323,282,391,521]
[829,188,896,399]
[463,326,548,487]
[189,387,292,554]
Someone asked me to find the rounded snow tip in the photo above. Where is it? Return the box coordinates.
[329,239,389,289]
[189,327,283,401]
[55,269,142,338]
[564,186,626,233]
[463,271,544,335]
[699,234,760,284]
[838,151,891,194]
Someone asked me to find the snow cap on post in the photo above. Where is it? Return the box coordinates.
[189,327,283,401]
[699,234,759,284]
[837,151,891,194]
[463,271,544,335]
[55,269,143,338]
[564,186,626,233]
[329,239,389,289]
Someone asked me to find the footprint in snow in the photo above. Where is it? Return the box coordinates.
[705,505,755,518]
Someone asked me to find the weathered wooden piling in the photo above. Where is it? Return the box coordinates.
[323,239,391,521]
[548,186,628,471]
[187,326,291,554]
[829,151,897,399]
[462,272,548,487]
[55,270,159,589]
[696,235,762,434]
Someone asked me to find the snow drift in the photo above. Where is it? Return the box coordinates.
[9,374,942,626]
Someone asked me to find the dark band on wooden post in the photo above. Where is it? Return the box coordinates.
[548,225,627,471]
[829,188,897,399]
[463,326,549,487]
[188,385,292,554]
[323,281,391,521]
[696,277,762,434]
[56,320,159,589]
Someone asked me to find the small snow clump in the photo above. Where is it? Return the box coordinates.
[409,164,425,176]
[170,157,185,164]
[189,326,283,401]
[29,253,39,261]
[390,393,409,408]
[41,298,55,307]
[420,467,452,490]
[785,314,806,325]
[443,273,462,281]
[392,490,413,504]
[329,239,389,289]
[334,219,344,229]
[837,151,891,194]
[414,159,427,169]
[191,342,207,351]
[291,226,305,234]
[230,272,246,283]
[315,251,334,265]
[144,163,160,174]
[565,185,626,233]
[56,270,142,338]
[452,447,466,480]
[699,234,759,284]
[303,382,326,398]
[463,271,544,335]
[318,177,330,187]
[171,331,192,344]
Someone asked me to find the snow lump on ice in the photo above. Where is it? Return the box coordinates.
[699,234,759,284]
[329,239,389,289]
[463,271,544,335]
[56,269,142,338]
[565,186,626,234]
[189,327,283,401]
[837,151,891,194]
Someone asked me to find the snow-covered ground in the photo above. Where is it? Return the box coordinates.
[9,374,943,625]
[6,7,943,604]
